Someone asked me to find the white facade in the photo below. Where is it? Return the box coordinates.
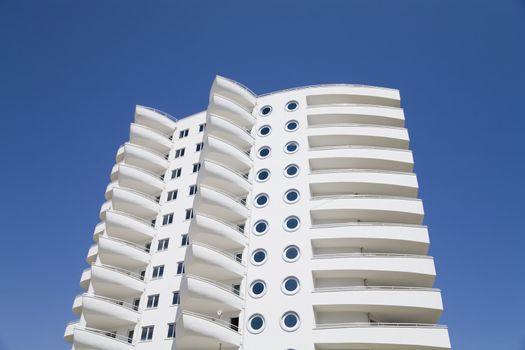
[65,76,451,350]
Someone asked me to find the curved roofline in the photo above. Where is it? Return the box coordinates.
[257,83,399,98]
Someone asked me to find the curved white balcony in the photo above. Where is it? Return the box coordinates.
[99,200,112,220]
[207,114,254,149]
[309,222,429,255]
[313,323,450,350]
[92,222,105,241]
[194,185,249,223]
[117,143,168,174]
[309,146,413,172]
[312,287,443,324]
[64,320,79,343]
[189,213,247,250]
[180,274,243,313]
[80,294,139,328]
[309,169,418,198]
[199,160,250,196]
[72,327,134,350]
[203,135,252,172]
[129,123,172,154]
[90,264,145,298]
[105,181,118,200]
[211,75,256,110]
[308,124,409,149]
[104,210,155,243]
[208,94,255,129]
[306,86,400,108]
[310,195,424,225]
[307,104,405,127]
[86,244,98,264]
[311,253,436,287]
[80,268,91,289]
[72,294,82,315]
[97,236,150,269]
[176,311,242,350]
[111,164,164,196]
[135,105,176,136]
[110,187,160,220]
[185,242,245,280]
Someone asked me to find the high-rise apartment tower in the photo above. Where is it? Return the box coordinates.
[65,76,452,350]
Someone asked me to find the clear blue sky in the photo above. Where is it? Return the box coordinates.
[1,1,524,349]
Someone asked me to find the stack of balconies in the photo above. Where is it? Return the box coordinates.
[304,87,450,349]
[176,76,256,350]
[65,105,177,349]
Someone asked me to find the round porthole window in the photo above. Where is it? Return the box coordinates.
[251,249,268,266]
[285,101,299,112]
[282,276,300,295]
[280,311,300,331]
[284,216,300,232]
[254,193,269,208]
[283,245,300,262]
[284,164,300,178]
[285,120,299,132]
[284,189,300,204]
[258,125,272,137]
[247,314,266,334]
[257,146,271,159]
[253,220,269,235]
[284,141,299,154]
[256,169,271,182]
[250,280,267,298]
[259,105,272,116]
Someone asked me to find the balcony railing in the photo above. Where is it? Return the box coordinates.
[208,136,252,158]
[122,142,169,160]
[308,122,406,130]
[195,213,246,235]
[114,186,160,203]
[310,221,426,229]
[82,293,139,311]
[258,83,398,98]
[313,286,440,292]
[208,113,254,139]
[204,160,250,181]
[180,310,241,332]
[312,252,432,260]
[314,322,447,329]
[98,264,145,281]
[109,210,156,228]
[78,326,135,344]
[119,163,165,181]
[185,274,243,297]
[137,104,177,122]
[200,185,247,207]
[192,241,245,265]
[101,236,151,253]
[309,168,413,175]
[309,145,411,152]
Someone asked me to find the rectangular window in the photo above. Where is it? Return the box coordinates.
[179,129,189,138]
[162,213,174,225]
[185,208,193,220]
[172,291,180,305]
[127,330,134,343]
[189,185,198,196]
[141,326,154,341]
[175,147,186,158]
[198,123,206,132]
[157,238,169,251]
[146,294,159,308]
[181,234,189,246]
[167,323,176,338]
[171,168,182,179]
[167,190,178,201]
[176,262,185,275]
[192,162,201,173]
[152,265,164,278]
[195,142,204,152]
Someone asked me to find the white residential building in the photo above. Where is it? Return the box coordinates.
[65,76,452,350]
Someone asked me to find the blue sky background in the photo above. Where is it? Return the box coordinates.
[1,1,524,349]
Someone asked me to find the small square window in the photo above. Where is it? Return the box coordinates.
[162,213,174,225]
[181,234,189,246]
[189,185,198,196]
[192,163,201,173]
[175,148,186,158]
[152,265,164,278]
[141,326,154,341]
[185,209,193,220]
[171,168,182,179]
[176,262,185,275]
[146,294,159,308]
[196,142,204,152]
[167,190,178,201]
[179,129,189,138]
[157,238,169,251]
[172,291,180,305]
[167,323,176,338]
[198,123,206,132]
